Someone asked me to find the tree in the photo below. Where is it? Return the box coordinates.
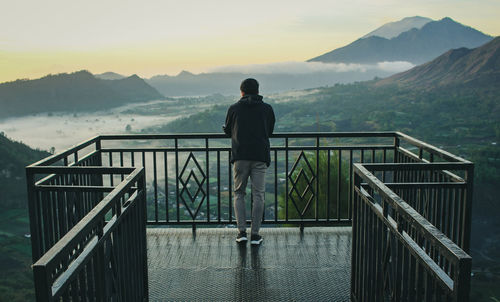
[278,150,350,221]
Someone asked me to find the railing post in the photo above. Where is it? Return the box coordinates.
[462,164,474,253]
[455,257,472,302]
[26,168,41,262]
[285,137,289,222]
[393,135,400,183]
[350,170,360,300]
[33,265,51,302]
[138,171,149,301]
[94,219,106,302]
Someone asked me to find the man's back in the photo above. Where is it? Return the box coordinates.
[224,94,275,166]
[224,78,275,245]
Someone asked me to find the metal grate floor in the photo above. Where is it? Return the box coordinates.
[147,227,352,302]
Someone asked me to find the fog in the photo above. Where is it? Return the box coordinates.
[0,100,189,152]
[207,60,415,74]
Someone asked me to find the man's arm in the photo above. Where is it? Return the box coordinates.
[223,107,232,137]
[269,106,276,135]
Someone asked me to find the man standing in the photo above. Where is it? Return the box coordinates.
[223,78,275,245]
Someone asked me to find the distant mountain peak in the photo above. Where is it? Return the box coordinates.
[177,70,194,77]
[94,71,126,80]
[309,17,493,65]
[362,16,433,39]
[440,16,454,23]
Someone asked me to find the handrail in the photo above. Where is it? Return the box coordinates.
[354,164,469,260]
[28,135,100,167]
[32,167,147,301]
[352,163,471,301]
[396,132,470,163]
[33,168,143,267]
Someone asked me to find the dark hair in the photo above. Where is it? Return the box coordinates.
[240,78,259,95]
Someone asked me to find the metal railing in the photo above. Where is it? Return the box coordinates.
[25,131,473,301]
[28,165,147,301]
[351,134,473,301]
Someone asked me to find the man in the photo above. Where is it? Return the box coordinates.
[223,78,275,245]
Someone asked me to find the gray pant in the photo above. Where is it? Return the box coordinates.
[233,160,267,235]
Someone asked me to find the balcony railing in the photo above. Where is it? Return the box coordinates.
[25,132,473,301]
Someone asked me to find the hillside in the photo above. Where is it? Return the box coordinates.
[377,36,500,87]
[0,133,49,301]
[309,17,492,64]
[0,71,164,118]
[0,133,50,209]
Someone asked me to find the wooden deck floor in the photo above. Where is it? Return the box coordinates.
[147,227,352,301]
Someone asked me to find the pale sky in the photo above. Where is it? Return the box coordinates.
[0,0,499,82]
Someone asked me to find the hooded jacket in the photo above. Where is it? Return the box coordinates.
[223,94,275,166]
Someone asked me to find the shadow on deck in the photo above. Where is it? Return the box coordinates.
[147,227,352,301]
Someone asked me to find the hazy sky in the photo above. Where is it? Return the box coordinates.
[1,0,499,82]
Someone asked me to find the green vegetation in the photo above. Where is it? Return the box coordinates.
[0,209,34,302]
[278,150,349,221]
[0,133,48,301]
[0,133,49,208]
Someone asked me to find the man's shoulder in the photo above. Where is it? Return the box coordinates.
[262,102,274,111]
[227,101,240,111]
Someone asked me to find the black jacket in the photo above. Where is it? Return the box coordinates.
[223,94,275,166]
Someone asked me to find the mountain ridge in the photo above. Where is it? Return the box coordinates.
[95,71,126,80]
[0,70,164,118]
[362,16,432,39]
[309,17,493,64]
[376,36,500,87]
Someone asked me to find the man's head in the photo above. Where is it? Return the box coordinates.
[240,78,259,96]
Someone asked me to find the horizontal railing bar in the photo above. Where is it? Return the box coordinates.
[396,132,470,163]
[28,136,100,167]
[100,145,394,153]
[367,182,467,189]
[358,187,454,291]
[28,166,136,174]
[98,131,398,141]
[145,220,353,226]
[397,146,465,182]
[361,162,472,171]
[354,163,471,261]
[32,168,144,267]
[35,185,118,192]
[51,236,97,297]
[34,150,102,186]
[51,190,141,298]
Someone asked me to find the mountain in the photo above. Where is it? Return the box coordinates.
[309,17,493,64]
[0,71,164,118]
[376,36,500,87]
[104,74,165,100]
[362,16,432,39]
[94,71,126,80]
[147,69,396,97]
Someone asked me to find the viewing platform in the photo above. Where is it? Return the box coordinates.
[147,227,351,301]
[25,132,473,301]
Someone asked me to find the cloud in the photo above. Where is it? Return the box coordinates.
[376,61,415,72]
[206,61,414,74]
